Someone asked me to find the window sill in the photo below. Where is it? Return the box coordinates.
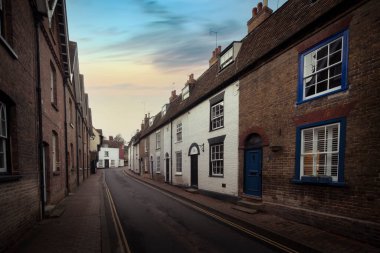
[292,177,345,187]
[53,171,60,176]
[175,172,182,176]
[156,171,161,174]
[0,175,22,183]
[70,123,74,128]
[210,175,224,178]
[0,36,18,59]
[210,126,224,132]
[297,87,348,105]
[175,140,182,144]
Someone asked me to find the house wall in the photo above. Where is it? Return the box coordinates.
[184,82,240,196]
[98,148,120,168]
[39,10,67,205]
[238,0,380,244]
[0,0,40,251]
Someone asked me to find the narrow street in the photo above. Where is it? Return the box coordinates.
[105,168,280,253]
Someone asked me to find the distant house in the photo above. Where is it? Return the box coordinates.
[98,136,124,168]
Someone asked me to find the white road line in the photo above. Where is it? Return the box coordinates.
[123,169,299,253]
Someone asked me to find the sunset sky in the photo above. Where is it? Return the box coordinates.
[66,0,287,141]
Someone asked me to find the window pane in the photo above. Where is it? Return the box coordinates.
[316,46,328,60]
[329,39,342,54]
[329,51,341,65]
[317,57,327,71]
[329,75,341,89]
[329,64,342,77]
[317,69,328,83]
[305,85,315,97]
[316,81,328,93]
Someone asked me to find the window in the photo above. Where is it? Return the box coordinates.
[175,151,182,173]
[156,156,160,172]
[220,47,233,69]
[295,119,346,184]
[144,158,147,172]
[104,151,109,157]
[211,101,224,130]
[162,104,167,115]
[176,123,182,142]
[210,144,224,176]
[98,160,103,167]
[50,62,57,106]
[52,132,59,172]
[182,85,189,100]
[156,131,161,149]
[144,139,147,152]
[111,160,115,167]
[298,31,348,103]
[0,101,7,172]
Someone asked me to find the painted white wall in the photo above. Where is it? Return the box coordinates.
[162,122,172,182]
[174,81,240,196]
[98,147,120,168]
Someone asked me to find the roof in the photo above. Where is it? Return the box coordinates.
[133,0,356,143]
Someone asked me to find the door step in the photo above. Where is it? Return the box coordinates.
[185,188,199,194]
[44,205,65,218]
[236,200,263,210]
[232,205,258,214]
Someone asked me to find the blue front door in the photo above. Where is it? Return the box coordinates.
[244,149,262,197]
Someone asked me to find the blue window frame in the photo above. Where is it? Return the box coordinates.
[294,118,346,186]
[297,30,349,103]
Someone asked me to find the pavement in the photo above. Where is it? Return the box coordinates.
[9,167,379,253]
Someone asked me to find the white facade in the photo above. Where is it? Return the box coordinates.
[98,147,120,168]
[173,81,240,196]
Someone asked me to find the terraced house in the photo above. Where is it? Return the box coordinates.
[0,0,95,251]
[129,0,380,246]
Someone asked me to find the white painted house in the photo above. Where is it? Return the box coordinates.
[98,147,120,168]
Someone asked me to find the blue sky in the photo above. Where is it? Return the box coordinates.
[66,0,287,140]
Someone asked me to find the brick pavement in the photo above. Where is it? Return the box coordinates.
[10,171,104,253]
[124,168,379,253]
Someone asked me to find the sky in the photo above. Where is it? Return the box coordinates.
[66,0,287,141]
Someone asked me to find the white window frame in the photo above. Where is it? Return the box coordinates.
[52,133,57,172]
[220,47,233,69]
[0,101,7,172]
[301,36,344,100]
[176,122,182,142]
[156,131,161,149]
[144,139,147,152]
[175,151,182,174]
[211,101,224,130]
[50,63,57,105]
[301,123,340,182]
[211,143,224,176]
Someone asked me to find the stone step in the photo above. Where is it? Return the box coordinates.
[185,188,199,194]
[44,205,65,218]
[232,205,258,214]
[236,200,263,210]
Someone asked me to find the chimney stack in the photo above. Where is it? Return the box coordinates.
[169,90,178,103]
[209,46,222,67]
[247,1,272,34]
[144,114,149,127]
[109,136,113,141]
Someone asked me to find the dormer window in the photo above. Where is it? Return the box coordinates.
[162,104,167,116]
[182,85,189,100]
[220,48,233,69]
[219,42,242,70]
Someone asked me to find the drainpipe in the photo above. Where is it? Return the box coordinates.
[63,81,69,194]
[170,119,173,185]
[75,105,79,186]
[34,11,44,219]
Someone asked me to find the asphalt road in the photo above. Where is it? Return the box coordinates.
[105,168,281,253]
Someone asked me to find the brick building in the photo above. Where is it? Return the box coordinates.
[237,0,380,246]
[128,0,379,246]
[0,0,40,251]
[0,0,94,251]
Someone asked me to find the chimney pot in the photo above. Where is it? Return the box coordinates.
[253,7,258,16]
[257,2,263,12]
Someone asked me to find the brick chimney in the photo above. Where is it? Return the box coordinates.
[247,0,272,34]
[109,136,113,141]
[169,90,178,103]
[209,46,222,67]
[144,114,149,128]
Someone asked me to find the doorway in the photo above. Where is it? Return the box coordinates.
[105,159,109,168]
[190,155,198,187]
[244,134,263,197]
[165,153,170,182]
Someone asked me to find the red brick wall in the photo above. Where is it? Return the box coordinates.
[39,13,67,205]
[239,0,380,244]
[0,0,40,251]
